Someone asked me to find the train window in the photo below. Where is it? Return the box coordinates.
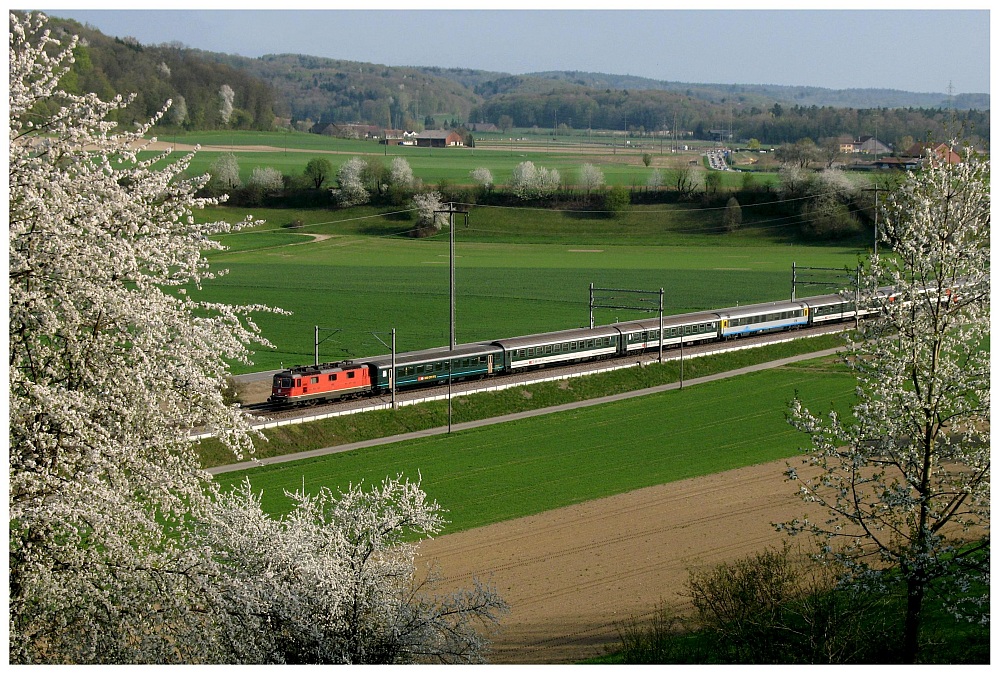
[295,379,301,387]
[544,346,552,354]
[347,371,355,379]
[280,378,292,388]
[329,374,336,382]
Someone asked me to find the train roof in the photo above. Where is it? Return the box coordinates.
[364,341,503,368]
[492,324,620,350]
[713,299,808,319]
[613,311,721,332]
[278,360,366,377]
[801,292,857,307]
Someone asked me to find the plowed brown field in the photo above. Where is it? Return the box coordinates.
[416,458,826,664]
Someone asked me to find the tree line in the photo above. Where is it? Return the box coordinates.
[37,12,989,149]
[472,89,988,149]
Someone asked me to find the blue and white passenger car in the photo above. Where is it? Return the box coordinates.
[716,300,810,338]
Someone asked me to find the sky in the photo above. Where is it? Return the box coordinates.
[33,4,992,95]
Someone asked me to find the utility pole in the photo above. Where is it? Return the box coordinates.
[370,329,397,409]
[435,204,470,432]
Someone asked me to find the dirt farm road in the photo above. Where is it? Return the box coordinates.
[416,458,826,664]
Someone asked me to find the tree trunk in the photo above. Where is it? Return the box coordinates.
[902,576,925,663]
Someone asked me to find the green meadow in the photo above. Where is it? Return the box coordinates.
[214,357,854,530]
[151,129,775,188]
[193,206,865,373]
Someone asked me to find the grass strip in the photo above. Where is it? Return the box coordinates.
[211,353,854,531]
[197,332,846,469]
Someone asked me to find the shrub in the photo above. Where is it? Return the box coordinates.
[604,185,631,217]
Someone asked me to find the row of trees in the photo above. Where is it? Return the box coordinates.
[472,89,988,149]
[9,13,506,664]
[204,148,889,242]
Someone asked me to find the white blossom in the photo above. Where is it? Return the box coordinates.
[578,162,605,194]
[509,160,560,200]
[332,156,370,206]
[412,191,446,230]
[219,83,235,124]
[469,167,493,188]
[249,166,284,191]
[784,146,989,661]
[209,152,241,190]
[389,156,414,188]
[9,14,505,664]
[168,94,187,125]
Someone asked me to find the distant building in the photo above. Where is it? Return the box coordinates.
[854,135,892,155]
[872,156,922,171]
[415,130,464,148]
[903,142,962,166]
[837,135,858,154]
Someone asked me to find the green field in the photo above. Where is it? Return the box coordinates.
[214,358,854,529]
[150,129,778,188]
[193,209,864,373]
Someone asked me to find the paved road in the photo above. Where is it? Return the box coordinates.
[207,346,844,475]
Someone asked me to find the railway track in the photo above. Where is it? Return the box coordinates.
[231,322,850,428]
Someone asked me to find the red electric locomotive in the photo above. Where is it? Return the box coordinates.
[268,361,373,405]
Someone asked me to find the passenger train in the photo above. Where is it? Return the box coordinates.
[269,289,888,406]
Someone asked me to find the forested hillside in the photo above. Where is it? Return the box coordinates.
[38,11,989,148]
[39,14,275,130]
[201,52,485,130]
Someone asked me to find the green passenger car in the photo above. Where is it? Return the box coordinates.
[366,343,505,393]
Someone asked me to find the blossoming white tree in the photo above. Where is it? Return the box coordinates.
[248,165,285,191]
[470,167,494,189]
[783,147,990,663]
[389,156,415,189]
[578,162,605,196]
[412,191,446,231]
[9,13,505,664]
[509,160,560,200]
[209,151,242,190]
[332,155,370,206]
[219,83,235,124]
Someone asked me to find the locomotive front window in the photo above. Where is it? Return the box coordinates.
[278,378,292,388]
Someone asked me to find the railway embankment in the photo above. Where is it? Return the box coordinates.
[199,330,848,472]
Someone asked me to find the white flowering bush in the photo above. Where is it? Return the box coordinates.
[9,14,505,664]
[332,156,370,206]
[389,156,415,188]
[219,83,235,124]
[412,191,446,230]
[470,166,494,188]
[578,162,605,194]
[249,165,285,191]
[209,151,242,190]
[784,147,990,662]
[206,477,507,663]
[509,160,560,200]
